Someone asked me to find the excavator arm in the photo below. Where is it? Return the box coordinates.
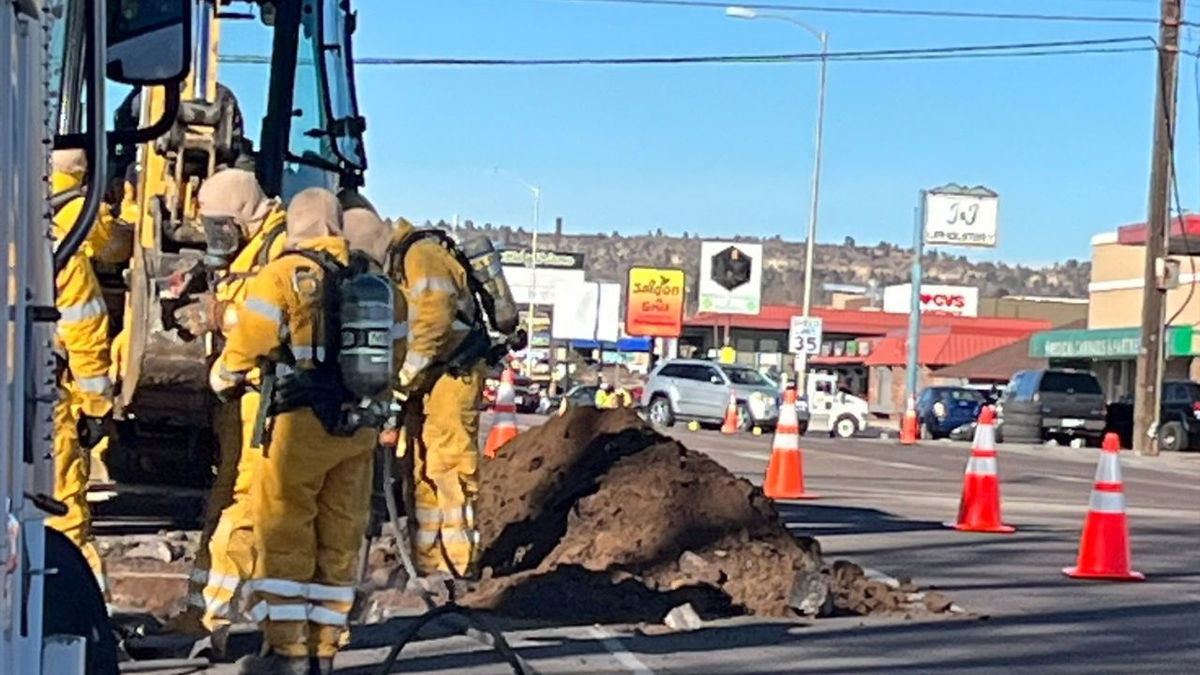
[110,0,368,485]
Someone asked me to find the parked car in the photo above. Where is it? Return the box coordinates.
[997,369,1106,446]
[642,359,780,431]
[916,386,984,439]
[1106,380,1200,451]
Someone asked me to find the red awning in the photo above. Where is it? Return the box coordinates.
[1117,214,1200,255]
[864,329,1024,368]
[686,305,1050,337]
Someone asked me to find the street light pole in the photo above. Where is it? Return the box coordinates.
[492,168,543,376]
[528,185,542,376]
[726,6,828,391]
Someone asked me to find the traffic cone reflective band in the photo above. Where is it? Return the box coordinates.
[763,387,818,500]
[484,369,519,459]
[720,392,739,435]
[900,397,918,445]
[1063,433,1145,581]
[945,407,1015,533]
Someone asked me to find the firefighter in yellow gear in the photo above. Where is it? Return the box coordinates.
[211,188,374,673]
[386,218,485,578]
[168,169,288,638]
[48,150,116,594]
[51,150,131,487]
[51,149,132,266]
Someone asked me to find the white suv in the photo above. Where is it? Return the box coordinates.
[641,359,779,430]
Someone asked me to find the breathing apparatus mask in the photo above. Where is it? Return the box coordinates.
[201,214,244,268]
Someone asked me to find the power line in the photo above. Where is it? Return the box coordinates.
[545,0,1187,26]
[220,36,1154,67]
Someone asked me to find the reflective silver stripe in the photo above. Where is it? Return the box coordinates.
[307,605,348,626]
[414,507,441,523]
[1089,490,1126,514]
[440,528,474,546]
[58,297,106,323]
[75,374,112,394]
[415,530,439,545]
[243,297,283,324]
[246,601,308,623]
[1094,454,1123,483]
[202,571,242,593]
[403,352,431,372]
[244,578,306,598]
[391,322,410,339]
[291,345,326,362]
[965,457,997,475]
[306,583,355,603]
[773,436,800,451]
[217,361,245,383]
[974,426,996,450]
[201,596,231,618]
[410,277,457,296]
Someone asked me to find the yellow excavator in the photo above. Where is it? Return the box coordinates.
[102,0,369,486]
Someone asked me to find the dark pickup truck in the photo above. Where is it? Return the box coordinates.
[1106,380,1200,451]
[997,369,1107,446]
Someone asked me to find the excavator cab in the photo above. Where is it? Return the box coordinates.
[108,0,368,485]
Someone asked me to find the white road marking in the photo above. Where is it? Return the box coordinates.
[588,627,654,675]
[734,450,769,462]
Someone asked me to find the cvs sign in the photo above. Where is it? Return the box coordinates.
[882,283,979,317]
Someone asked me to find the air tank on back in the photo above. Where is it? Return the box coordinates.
[338,273,394,399]
[458,235,520,335]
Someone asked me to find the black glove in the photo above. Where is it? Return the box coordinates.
[77,414,113,450]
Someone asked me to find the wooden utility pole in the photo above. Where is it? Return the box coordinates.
[1134,0,1184,456]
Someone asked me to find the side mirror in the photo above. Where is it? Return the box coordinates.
[710,375,723,385]
[105,0,191,85]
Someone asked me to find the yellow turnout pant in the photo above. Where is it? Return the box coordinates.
[406,364,484,577]
[47,389,107,594]
[245,408,374,658]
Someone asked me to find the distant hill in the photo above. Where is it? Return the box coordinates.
[418,219,1091,307]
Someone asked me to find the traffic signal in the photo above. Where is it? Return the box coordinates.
[711,245,752,291]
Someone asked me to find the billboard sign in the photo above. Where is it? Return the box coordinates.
[698,241,763,315]
[626,267,685,337]
[882,283,980,317]
[503,266,585,305]
[551,281,621,342]
[500,248,585,269]
[924,185,999,248]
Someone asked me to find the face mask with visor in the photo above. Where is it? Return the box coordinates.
[201,214,245,268]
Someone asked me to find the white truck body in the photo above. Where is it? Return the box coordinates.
[803,372,871,438]
[1,1,70,672]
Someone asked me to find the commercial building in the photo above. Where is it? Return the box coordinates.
[683,303,1053,417]
[1029,218,1200,400]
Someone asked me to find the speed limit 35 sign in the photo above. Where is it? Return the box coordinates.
[789,316,823,355]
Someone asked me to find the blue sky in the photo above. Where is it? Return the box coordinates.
[215,0,1200,265]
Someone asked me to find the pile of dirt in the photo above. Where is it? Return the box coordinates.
[461,407,938,622]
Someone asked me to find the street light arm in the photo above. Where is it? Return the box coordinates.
[492,167,540,197]
[756,13,825,45]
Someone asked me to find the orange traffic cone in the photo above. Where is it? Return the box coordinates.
[945,407,1014,533]
[900,397,918,445]
[720,392,740,435]
[1063,433,1144,581]
[484,369,519,459]
[763,386,819,500]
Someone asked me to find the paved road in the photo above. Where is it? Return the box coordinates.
[142,416,1200,674]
